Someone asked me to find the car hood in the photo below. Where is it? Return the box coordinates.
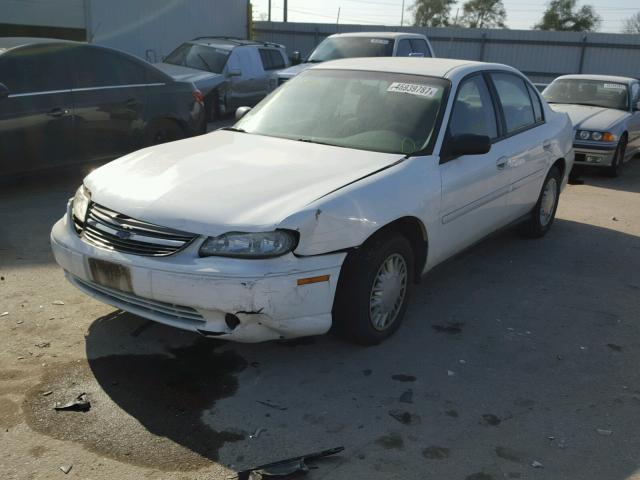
[85,130,404,237]
[549,103,629,131]
[277,62,314,79]
[154,63,225,92]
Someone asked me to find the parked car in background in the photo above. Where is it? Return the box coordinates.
[52,58,573,345]
[543,74,640,177]
[155,37,289,121]
[276,32,435,85]
[0,37,205,178]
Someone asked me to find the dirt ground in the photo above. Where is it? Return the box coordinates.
[1,153,640,480]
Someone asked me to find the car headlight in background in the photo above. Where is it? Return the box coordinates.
[577,130,616,142]
[199,230,298,258]
[72,185,91,223]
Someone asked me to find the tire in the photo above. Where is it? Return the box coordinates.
[205,90,221,122]
[145,119,184,146]
[518,165,562,239]
[605,136,627,178]
[333,232,415,345]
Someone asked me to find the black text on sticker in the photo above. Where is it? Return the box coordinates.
[387,82,438,97]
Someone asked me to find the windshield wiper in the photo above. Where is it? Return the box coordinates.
[307,59,323,63]
[296,137,334,146]
[220,126,246,133]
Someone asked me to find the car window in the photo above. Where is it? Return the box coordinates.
[449,75,498,139]
[396,39,412,57]
[409,39,431,57]
[0,44,71,94]
[259,49,285,70]
[491,73,536,133]
[307,37,394,62]
[631,83,640,105]
[527,83,544,123]
[543,78,629,110]
[73,46,145,88]
[164,43,230,74]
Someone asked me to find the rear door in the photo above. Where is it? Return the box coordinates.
[226,47,265,109]
[0,43,74,175]
[70,45,147,163]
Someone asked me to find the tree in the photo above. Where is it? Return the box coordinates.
[460,0,507,29]
[535,0,601,31]
[622,12,640,34]
[411,0,457,27]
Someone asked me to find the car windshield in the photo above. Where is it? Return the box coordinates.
[235,69,448,155]
[543,79,629,110]
[164,43,229,73]
[307,37,394,63]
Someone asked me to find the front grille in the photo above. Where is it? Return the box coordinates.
[74,203,197,256]
[73,277,205,324]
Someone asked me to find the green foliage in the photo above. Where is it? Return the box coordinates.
[411,0,457,27]
[460,0,507,28]
[622,12,640,34]
[535,0,601,31]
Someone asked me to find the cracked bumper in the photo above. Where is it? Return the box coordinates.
[50,211,345,343]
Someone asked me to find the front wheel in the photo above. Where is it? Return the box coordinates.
[606,137,627,178]
[333,232,415,345]
[518,166,561,238]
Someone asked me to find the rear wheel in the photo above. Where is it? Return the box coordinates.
[518,166,561,238]
[145,119,184,146]
[605,136,627,178]
[333,232,415,345]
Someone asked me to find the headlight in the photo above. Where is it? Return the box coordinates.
[72,185,91,223]
[578,130,591,140]
[577,130,616,142]
[199,230,298,258]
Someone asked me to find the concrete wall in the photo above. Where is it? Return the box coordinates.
[254,21,640,83]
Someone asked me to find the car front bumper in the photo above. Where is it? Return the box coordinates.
[50,207,345,343]
[573,142,617,167]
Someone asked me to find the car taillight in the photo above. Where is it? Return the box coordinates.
[193,90,204,106]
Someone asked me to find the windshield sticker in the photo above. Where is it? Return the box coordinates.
[370,39,390,44]
[603,83,625,89]
[387,82,439,97]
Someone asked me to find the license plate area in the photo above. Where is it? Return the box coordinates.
[88,258,133,293]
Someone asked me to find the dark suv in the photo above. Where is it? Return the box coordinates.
[0,38,205,177]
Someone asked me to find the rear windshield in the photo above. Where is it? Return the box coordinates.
[307,37,394,63]
[164,43,229,74]
[543,79,629,110]
[236,69,449,155]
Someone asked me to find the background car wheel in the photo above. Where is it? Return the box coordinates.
[205,90,222,122]
[333,232,415,345]
[518,166,561,238]
[146,119,184,146]
[606,136,627,178]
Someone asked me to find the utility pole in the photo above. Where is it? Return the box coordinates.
[336,6,341,31]
[268,0,271,21]
[400,0,405,27]
[283,0,288,22]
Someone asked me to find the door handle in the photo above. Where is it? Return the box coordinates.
[496,156,508,170]
[543,139,552,150]
[47,107,69,117]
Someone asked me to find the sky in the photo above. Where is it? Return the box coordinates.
[250,0,640,33]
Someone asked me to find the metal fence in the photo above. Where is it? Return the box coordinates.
[254,21,640,83]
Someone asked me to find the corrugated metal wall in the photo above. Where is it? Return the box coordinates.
[87,0,248,61]
[254,21,640,83]
[0,0,85,29]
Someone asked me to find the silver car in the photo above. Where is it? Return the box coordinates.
[155,37,290,121]
[543,74,640,177]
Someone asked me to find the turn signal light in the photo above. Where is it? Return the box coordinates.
[602,132,616,142]
[193,89,205,106]
[297,275,330,286]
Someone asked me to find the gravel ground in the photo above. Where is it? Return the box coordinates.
[1,148,640,480]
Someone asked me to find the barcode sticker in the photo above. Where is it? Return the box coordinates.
[603,83,625,89]
[370,39,390,44]
[387,82,439,97]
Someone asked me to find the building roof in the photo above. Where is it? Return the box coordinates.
[328,31,427,39]
[555,74,636,85]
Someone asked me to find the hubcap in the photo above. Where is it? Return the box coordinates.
[539,177,558,227]
[369,253,408,331]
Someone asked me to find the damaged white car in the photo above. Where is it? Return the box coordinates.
[51,58,573,345]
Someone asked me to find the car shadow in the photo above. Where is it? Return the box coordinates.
[59,218,640,478]
[572,154,640,194]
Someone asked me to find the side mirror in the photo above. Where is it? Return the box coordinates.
[235,106,252,121]
[0,83,9,100]
[447,134,491,157]
[227,68,242,78]
[291,51,301,65]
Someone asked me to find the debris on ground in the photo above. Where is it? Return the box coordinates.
[612,217,619,222]
[388,409,420,425]
[0,311,8,317]
[531,461,544,468]
[42,391,53,396]
[391,374,416,382]
[596,429,612,436]
[447,370,455,376]
[233,447,344,479]
[35,342,50,348]
[399,389,413,404]
[256,400,287,411]
[52,300,65,305]
[54,393,91,412]
[59,465,72,474]
[249,428,266,439]
[16,320,23,324]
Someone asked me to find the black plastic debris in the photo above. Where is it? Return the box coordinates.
[399,389,413,404]
[256,400,287,411]
[54,393,91,412]
[233,447,344,479]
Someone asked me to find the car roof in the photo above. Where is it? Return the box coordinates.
[327,31,426,40]
[0,37,76,51]
[555,74,636,85]
[311,57,518,81]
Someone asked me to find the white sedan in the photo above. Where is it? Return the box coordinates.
[51,58,574,345]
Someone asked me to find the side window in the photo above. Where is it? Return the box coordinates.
[259,49,285,70]
[631,83,640,104]
[0,44,71,94]
[449,75,498,139]
[396,39,412,57]
[73,46,145,88]
[491,73,536,133]
[527,83,544,123]
[409,39,431,57]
